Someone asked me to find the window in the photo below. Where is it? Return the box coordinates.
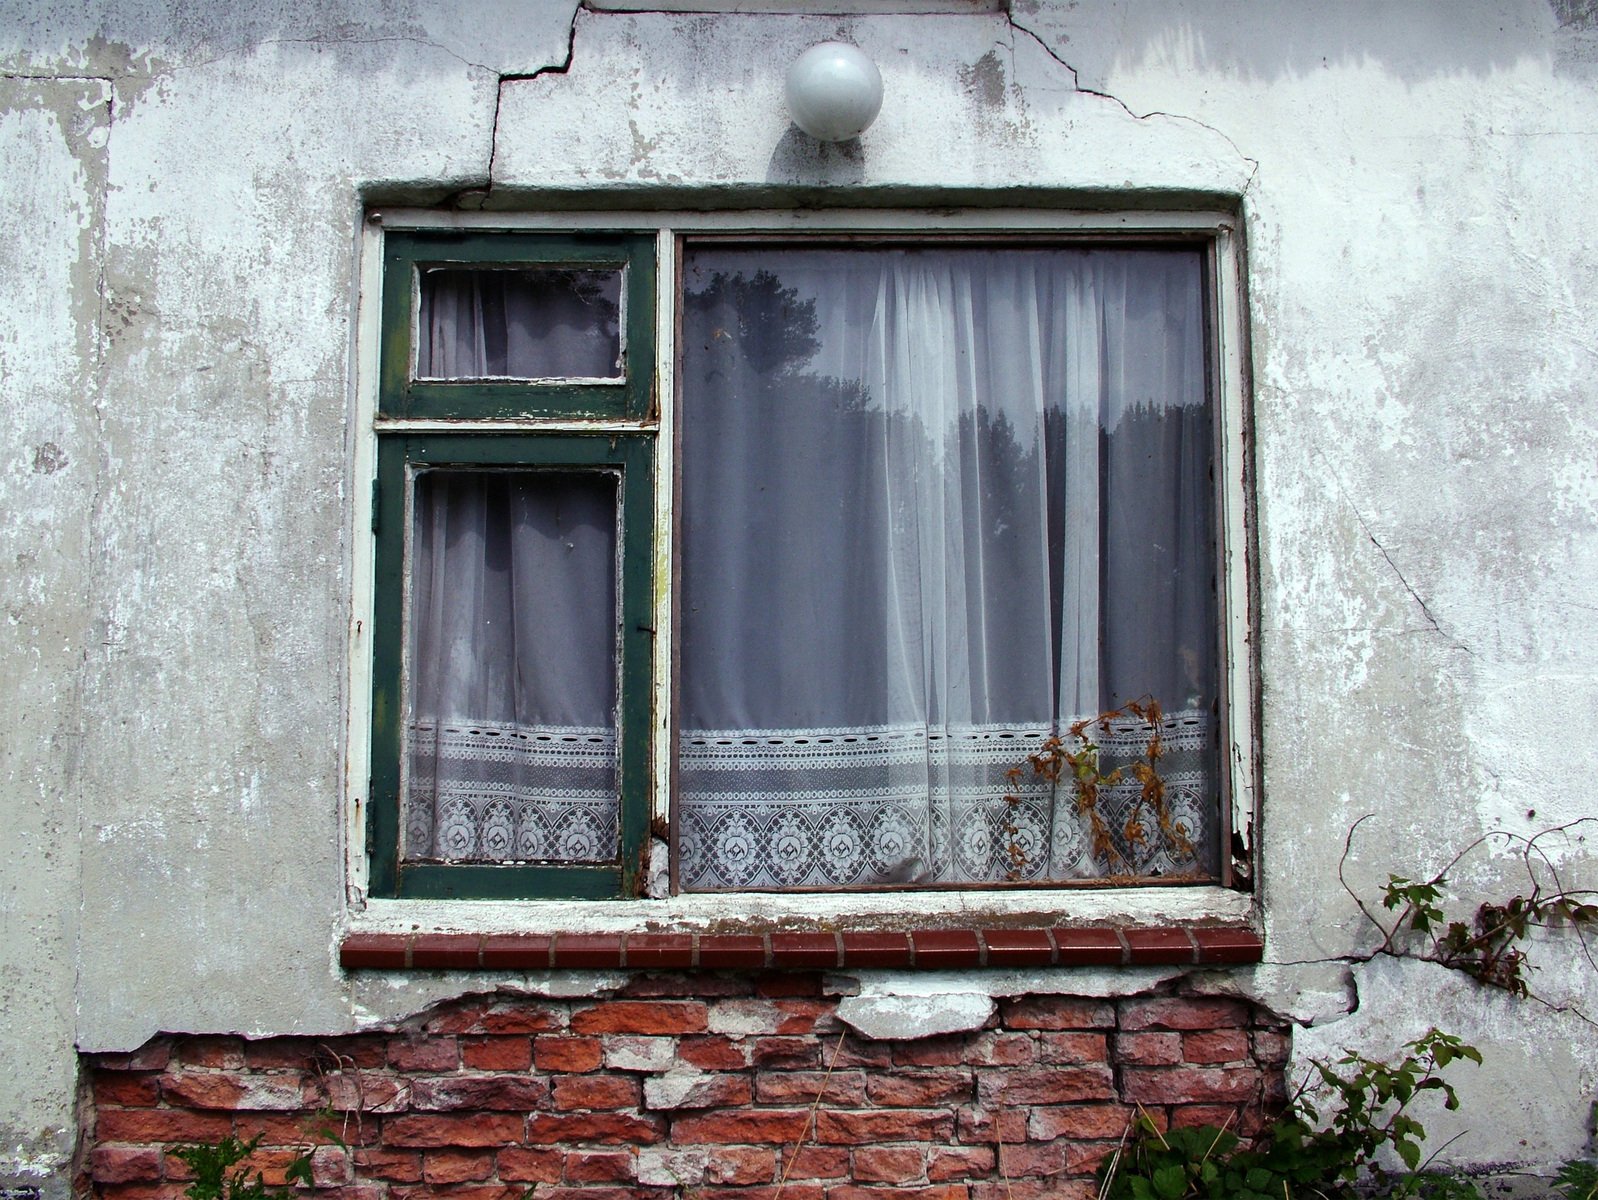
[362,215,1246,902]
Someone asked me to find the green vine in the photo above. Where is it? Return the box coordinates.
[1341,815,1598,1017]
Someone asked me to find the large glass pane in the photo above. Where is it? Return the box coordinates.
[676,245,1217,890]
[404,468,620,864]
[416,266,624,381]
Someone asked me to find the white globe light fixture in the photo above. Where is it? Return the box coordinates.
[784,41,883,142]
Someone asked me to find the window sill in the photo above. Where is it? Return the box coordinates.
[341,889,1261,972]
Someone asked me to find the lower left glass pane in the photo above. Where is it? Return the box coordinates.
[402,467,620,865]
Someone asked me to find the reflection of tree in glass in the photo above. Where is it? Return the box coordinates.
[689,269,821,376]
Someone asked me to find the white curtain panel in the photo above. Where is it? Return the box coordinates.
[677,247,1218,889]
[404,470,621,864]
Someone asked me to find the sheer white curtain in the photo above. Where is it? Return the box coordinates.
[403,470,620,864]
[677,247,1217,889]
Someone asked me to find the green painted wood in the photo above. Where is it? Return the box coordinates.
[368,432,656,901]
[378,231,655,422]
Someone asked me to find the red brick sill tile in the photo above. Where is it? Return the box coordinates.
[341,925,1261,972]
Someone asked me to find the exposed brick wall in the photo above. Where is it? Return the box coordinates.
[82,976,1290,1200]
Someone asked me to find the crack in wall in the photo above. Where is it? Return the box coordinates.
[1312,446,1474,657]
[447,6,583,210]
[1004,13,1261,196]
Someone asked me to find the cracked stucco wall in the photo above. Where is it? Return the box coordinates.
[1,1,1596,1193]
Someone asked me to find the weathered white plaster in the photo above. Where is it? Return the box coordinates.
[1,1,1596,1191]
[838,992,998,1040]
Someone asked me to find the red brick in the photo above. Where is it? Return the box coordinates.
[770,932,840,969]
[1026,1104,1137,1141]
[1253,1029,1292,1065]
[928,1146,995,1181]
[955,1107,1027,1144]
[480,933,552,970]
[241,1039,323,1070]
[93,1042,172,1072]
[1192,926,1264,964]
[460,1035,529,1071]
[678,1036,749,1070]
[317,1072,408,1114]
[1121,1066,1262,1105]
[525,1112,666,1145]
[831,1040,894,1069]
[407,933,480,969]
[892,1037,963,1067]
[160,1071,305,1111]
[671,1109,812,1145]
[1124,927,1196,964]
[93,1071,161,1107]
[384,1113,526,1147]
[698,1189,825,1200]
[424,999,490,1034]
[497,1147,563,1183]
[411,1074,551,1110]
[999,1139,1102,1179]
[1184,1029,1251,1063]
[571,1001,709,1035]
[624,973,752,999]
[1120,997,1251,1032]
[353,1148,423,1182]
[698,935,767,969]
[181,1037,245,1068]
[704,1145,778,1184]
[309,1189,384,1200]
[814,1110,954,1144]
[1115,1031,1183,1066]
[95,1109,233,1143]
[564,1149,637,1182]
[977,1067,1114,1105]
[911,929,981,968]
[536,1036,604,1072]
[553,933,626,969]
[1036,1032,1109,1064]
[91,1146,164,1183]
[963,1031,1034,1066]
[972,1184,1094,1200]
[1050,927,1125,965]
[829,1187,968,1200]
[753,1070,866,1106]
[866,1071,972,1107]
[840,932,913,968]
[553,1075,641,1111]
[311,1145,353,1187]
[755,973,823,997]
[480,1003,564,1034]
[782,1145,849,1180]
[97,1185,188,1200]
[389,1035,461,1071]
[983,928,1054,966]
[1170,1104,1242,1130]
[341,932,408,969]
[625,934,694,970]
[749,1036,821,1069]
[395,1188,525,1200]
[852,1145,927,1183]
[1001,996,1115,1030]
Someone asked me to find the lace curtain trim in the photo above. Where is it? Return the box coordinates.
[402,712,1215,886]
[405,720,618,864]
[677,712,1213,890]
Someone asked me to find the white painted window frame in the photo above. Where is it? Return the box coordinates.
[343,206,1257,934]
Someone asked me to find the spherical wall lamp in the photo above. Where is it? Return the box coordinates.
[784,41,883,142]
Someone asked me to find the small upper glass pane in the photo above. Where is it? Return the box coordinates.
[416,266,625,382]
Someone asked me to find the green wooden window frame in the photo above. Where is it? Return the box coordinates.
[368,433,655,899]
[369,231,657,900]
[379,231,656,421]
